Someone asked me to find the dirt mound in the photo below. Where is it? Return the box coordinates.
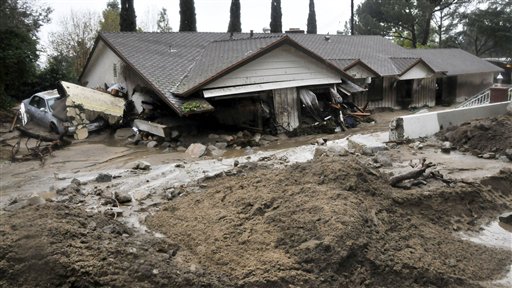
[147,156,512,287]
[437,114,512,155]
[1,156,511,287]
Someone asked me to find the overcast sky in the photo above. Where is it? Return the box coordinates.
[38,0,362,37]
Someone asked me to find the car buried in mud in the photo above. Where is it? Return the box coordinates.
[21,90,107,135]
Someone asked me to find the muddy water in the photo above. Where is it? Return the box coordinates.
[461,214,512,287]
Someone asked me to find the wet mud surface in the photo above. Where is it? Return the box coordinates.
[1,109,511,287]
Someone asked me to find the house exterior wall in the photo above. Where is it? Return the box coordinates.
[455,73,494,102]
[80,41,147,97]
[353,77,399,109]
[204,45,341,90]
[411,77,436,108]
[352,76,436,109]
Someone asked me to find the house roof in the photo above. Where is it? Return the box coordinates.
[411,48,503,76]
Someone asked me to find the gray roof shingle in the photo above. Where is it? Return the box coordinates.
[410,48,502,76]
[89,32,501,115]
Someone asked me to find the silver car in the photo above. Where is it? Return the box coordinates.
[21,90,106,134]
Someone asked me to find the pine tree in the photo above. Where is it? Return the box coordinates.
[307,0,317,34]
[269,0,282,33]
[227,0,241,33]
[157,8,172,32]
[120,0,136,32]
[179,0,197,32]
[100,0,120,32]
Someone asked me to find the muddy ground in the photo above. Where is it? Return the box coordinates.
[1,109,511,287]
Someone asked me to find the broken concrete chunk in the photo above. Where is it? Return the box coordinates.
[96,173,113,183]
[131,160,151,170]
[374,151,393,167]
[186,143,207,158]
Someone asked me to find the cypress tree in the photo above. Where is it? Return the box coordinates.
[269,0,282,33]
[179,0,197,32]
[307,0,317,34]
[120,0,136,32]
[227,0,241,33]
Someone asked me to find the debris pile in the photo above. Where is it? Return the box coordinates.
[437,114,512,159]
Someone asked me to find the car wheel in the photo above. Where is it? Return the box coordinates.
[49,122,59,134]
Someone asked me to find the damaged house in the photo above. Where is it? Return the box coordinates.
[79,32,502,134]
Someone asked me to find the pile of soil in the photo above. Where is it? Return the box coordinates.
[437,114,512,155]
[1,156,511,287]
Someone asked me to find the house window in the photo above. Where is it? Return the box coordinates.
[367,77,383,101]
[113,63,118,78]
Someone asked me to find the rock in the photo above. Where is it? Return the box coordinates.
[57,183,81,195]
[114,128,134,139]
[499,214,512,225]
[314,146,328,159]
[208,145,225,158]
[176,146,187,152]
[441,141,452,154]
[132,160,151,170]
[160,142,171,149]
[215,142,228,150]
[316,138,326,146]
[233,160,240,167]
[175,163,185,168]
[96,173,113,183]
[208,133,220,139]
[327,145,349,156]
[115,192,132,204]
[362,146,374,156]
[374,151,393,167]
[186,143,207,158]
[244,147,255,155]
[147,141,158,148]
[482,152,496,159]
[222,135,235,142]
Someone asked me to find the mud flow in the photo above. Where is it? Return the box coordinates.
[1,111,511,287]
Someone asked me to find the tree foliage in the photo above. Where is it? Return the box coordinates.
[354,0,469,48]
[307,0,317,34]
[450,1,512,57]
[227,0,241,33]
[47,11,99,80]
[0,0,52,107]
[157,8,172,32]
[270,0,282,33]
[120,0,136,32]
[100,0,120,32]
[179,0,197,32]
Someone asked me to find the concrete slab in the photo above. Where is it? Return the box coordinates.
[390,101,511,141]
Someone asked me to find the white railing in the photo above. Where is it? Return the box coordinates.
[458,89,491,108]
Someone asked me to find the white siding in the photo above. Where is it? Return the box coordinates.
[346,64,376,79]
[399,62,434,80]
[204,45,341,89]
[273,88,299,131]
[80,40,147,97]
